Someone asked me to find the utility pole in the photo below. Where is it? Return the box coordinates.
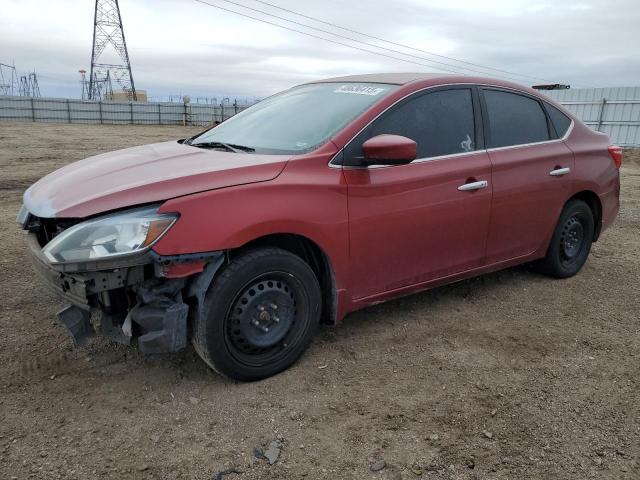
[88,0,137,101]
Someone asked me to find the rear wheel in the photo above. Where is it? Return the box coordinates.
[533,199,594,278]
[192,248,321,381]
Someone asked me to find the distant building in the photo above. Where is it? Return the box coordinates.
[109,90,148,102]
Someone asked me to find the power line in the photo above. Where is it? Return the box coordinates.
[207,0,538,82]
[250,0,551,83]
[193,0,472,75]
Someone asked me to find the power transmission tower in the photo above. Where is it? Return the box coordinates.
[18,72,41,97]
[94,71,114,101]
[0,63,18,96]
[29,73,40,97]
[89,0,137,101]
[79,69,89,100]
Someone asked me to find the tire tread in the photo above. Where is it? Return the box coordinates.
[191,247,321,381]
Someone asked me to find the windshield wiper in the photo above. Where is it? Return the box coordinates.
[190,141,255,153]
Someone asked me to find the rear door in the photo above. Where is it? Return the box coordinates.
[342,86,493,299]
[480,88,575,264]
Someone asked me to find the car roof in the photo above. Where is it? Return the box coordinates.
[308,72,449,85]
[306,72,539,94]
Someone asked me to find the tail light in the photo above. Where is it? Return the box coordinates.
[608,145,623,169]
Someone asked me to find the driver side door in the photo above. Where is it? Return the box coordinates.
[342,86,493,299]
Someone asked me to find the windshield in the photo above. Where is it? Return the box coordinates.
[190,82,397,154]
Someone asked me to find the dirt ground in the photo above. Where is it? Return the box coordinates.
[1,122,638,480]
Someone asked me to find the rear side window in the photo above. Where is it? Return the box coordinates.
[344,88,476,165]
[545,103,572,137]
[483,89,550,148]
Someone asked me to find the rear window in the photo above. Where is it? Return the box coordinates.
[483,89,550,148]
[545,103,572,137]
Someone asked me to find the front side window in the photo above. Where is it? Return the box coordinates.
[344,88,476,166]
[483,89,550,148]
[190,82,397,154]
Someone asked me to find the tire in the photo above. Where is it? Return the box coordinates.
[533,199,595,278]
[192,247,322,381]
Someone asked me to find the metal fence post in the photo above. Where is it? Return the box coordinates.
[158,103,161,125]
[30,98,35,121]
[99,101,103,124]
[596,98,607,132]
[66,99,71,124]
[130,102,134,124]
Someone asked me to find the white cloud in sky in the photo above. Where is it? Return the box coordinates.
[1,0,638,99]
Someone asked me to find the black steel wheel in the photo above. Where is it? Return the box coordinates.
[226,273,307,366]
[559,216,586,268]
[533,199,594,278]
[192,248,321,381]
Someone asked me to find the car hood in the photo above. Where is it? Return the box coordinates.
[23,141,290,218]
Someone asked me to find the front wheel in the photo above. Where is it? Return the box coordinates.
[192,248,322,381]
[533,199,595,278]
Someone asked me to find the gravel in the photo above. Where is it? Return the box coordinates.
[1,123,639,479]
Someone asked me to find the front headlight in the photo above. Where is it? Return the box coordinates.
[42,206,177,264]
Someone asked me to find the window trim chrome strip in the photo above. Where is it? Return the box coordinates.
[484,120,574,153]
[327,82,575,170]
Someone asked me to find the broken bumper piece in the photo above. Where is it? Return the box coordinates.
[56,284,190,354]
[123,278,189,354]
[56,305,95,347]
[27,231,225,354]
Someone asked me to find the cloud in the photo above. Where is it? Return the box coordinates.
[1,0,638,99]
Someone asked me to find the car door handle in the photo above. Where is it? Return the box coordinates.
[549,167,570,176]
[458,180,488,191]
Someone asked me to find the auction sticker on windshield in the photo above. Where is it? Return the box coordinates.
[334,84,388,96]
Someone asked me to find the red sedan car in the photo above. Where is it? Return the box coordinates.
[19,73,621,380]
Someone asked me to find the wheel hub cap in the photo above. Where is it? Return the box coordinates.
[230,280,295,349]
[561,217,584,260]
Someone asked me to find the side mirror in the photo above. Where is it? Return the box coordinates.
[361,134,417,166]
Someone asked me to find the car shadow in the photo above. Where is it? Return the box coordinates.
[320,263,538,339]
[32,264,540,387]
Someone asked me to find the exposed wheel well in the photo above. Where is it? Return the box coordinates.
[568,191,602,241]
[232,234,337,325]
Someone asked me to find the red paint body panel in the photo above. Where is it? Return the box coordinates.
[563,121,621,230]
[485,140,575,264]
[155,143,352,310]
[361,134,417,162]
[24,141,289,218]
[161,261,206,278]
[27,74,621,323]
[344,151,492,299]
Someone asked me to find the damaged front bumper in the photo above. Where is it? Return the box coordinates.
[27,232,224,354]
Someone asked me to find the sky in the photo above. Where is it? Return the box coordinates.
[1,0,639,100]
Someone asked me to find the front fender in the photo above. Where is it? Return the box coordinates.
[152,157,350,294]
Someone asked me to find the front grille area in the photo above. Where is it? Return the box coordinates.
[25,215,80,248]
